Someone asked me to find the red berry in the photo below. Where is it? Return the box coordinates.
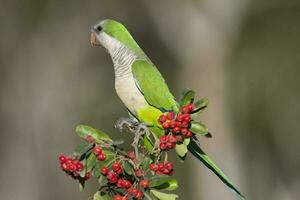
[176,114,184,121]
[61,163,68,171]
[135,169,143,177]
[113,195,123,200]
[97,153,106,161]
[169,120,177,128]
[123,180,132,188]
[160,135,167,143]
[164,162,173,170]
[163,168,170,174]
[85,172,91,180]
[149,163,158,171]
[187,103,195,112]
[127,188,134,194]
[166,142,175,149]
[159,143,167,150]
[135,191,144,199]
[72,159,79,165]
[169,170,175,176]
[159,115,167,124]
[139,179,149,188]
[155,170,163,175]
[166,112,175,120]
[176,135,183,142]
[93,146,102,155]
[183,114,191,122]
[130,188,139,196]
[76,162,84,171]
[185,131,192,138]
[101,166,109,175]
[172,127,180,134]
[66,157,72,164]
[175,121,182,127]
[181,128,188,135]
[158,163,165,171]
[108,172,118,183]
[162,122,170,129]
[168,135,176,143]
[112,162,122,172]
[59,155,67,163]
[181,106,189,113]
[127,151,136,159]
[67,164,76,172]
[115,168,123,174]
[117,179,125,188]
[181,121,189,128]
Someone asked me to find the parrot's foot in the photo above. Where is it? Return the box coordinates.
[134,123,150,137]
[115,117,139,133]
[131,123,150,160]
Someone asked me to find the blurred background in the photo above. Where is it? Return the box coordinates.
[1,0,299,199]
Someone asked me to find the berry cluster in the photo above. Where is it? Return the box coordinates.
[158,103,195,150]
[127,186,145,199]
[101,162,147,200]
[59,155,90,180]
[149,162,175,176]
[93,145,106,161]
[159,135,181,150]
[101,162,124,183]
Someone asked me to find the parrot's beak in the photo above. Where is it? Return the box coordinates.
[90,31,101,46]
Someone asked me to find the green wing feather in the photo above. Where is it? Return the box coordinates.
[188,136,246,200]
[132,59,178,112]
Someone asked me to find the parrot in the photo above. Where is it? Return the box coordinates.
[90,19,245,200]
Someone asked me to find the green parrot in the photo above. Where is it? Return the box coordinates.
[91,19,245,200]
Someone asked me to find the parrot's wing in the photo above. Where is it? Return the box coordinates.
[132,59,178,112]
[188,136,246,200]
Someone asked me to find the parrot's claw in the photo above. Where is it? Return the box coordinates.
[132,123,149,160]
[115,117,139,133]
[135,123,149,135]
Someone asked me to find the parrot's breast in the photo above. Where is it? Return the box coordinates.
[115,74,148,115]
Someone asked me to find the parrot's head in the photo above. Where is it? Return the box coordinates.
[90,19,143,56]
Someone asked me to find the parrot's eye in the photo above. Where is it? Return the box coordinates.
[96,25,102,32]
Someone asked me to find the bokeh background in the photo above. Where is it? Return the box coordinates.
[1,0,300,199]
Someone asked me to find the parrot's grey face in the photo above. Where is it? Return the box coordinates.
[90,22,123,55]
[90,23,104,47]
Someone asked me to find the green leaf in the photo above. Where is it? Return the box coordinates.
[93,191,112,200]
[183,138,190,146]
[192,98,208,112]
[73,142,93,156]
[123,161,134,175]
[180,89,195,108]
[191,98,209,120]
[86,153,97,172]
[188,138,246,200]
[76,125,112,143]
[143,135,154,151]
[150,177,178,191]
[141,157,153,172]
[150,190,178,200]
[175,143,187,160]
[92,162,102,178]
[190,122,209,136]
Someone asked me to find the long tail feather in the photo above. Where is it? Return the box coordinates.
[188,136,246,200]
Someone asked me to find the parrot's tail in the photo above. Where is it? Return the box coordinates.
[187,136,246,200]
